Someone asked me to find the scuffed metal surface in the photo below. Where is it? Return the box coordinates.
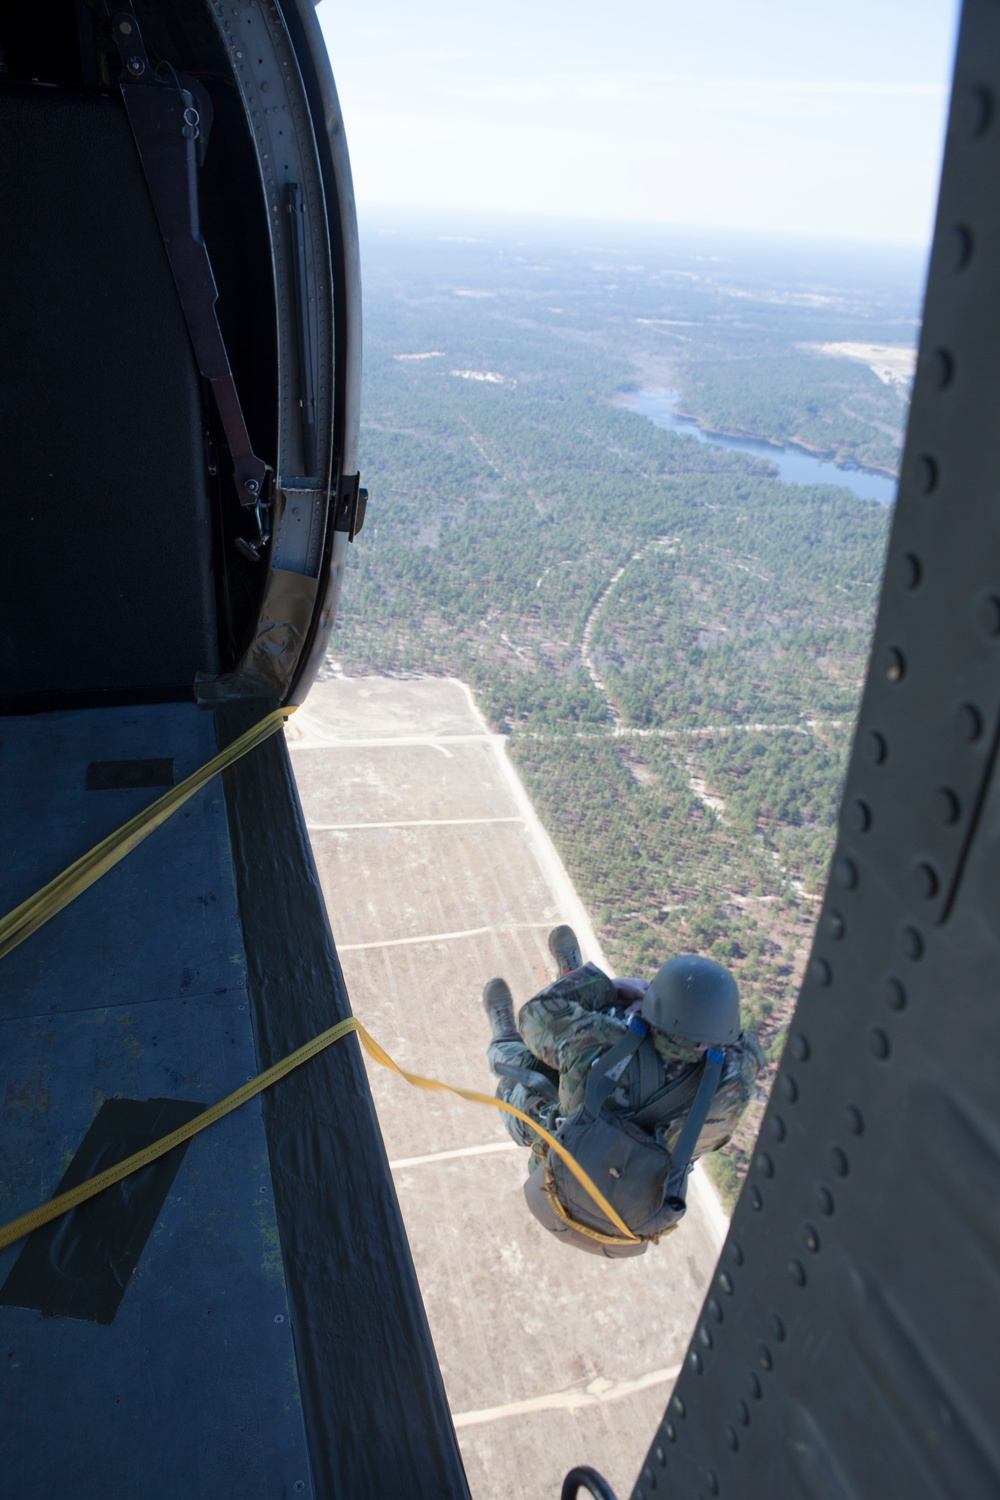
[238,568,319,691]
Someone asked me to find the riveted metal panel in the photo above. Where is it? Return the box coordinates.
[630,4,1000,1497]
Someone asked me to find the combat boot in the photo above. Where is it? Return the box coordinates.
[483,977,518,1039]
[548,924,582,976]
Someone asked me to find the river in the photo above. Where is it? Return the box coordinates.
[619,388,898,505]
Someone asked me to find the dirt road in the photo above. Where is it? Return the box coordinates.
[287,676,726,1500]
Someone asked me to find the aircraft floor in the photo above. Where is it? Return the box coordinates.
[0,702,311,1499]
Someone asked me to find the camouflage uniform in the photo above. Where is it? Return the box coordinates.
[488,962,764,1172]
[486,1038,561,1153]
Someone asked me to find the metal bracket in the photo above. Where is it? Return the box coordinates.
[286,183,318,479]
[332,473,368,542]
[233,498,271,563]
[110,10,269,513]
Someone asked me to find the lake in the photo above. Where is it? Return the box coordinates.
[619,388,898,505]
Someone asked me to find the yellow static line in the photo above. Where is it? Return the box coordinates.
[355,1024,636,1239]
[0,707,294,960]
[0,1017,637,1251]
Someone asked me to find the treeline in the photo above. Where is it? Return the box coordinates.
[670,351,907,474]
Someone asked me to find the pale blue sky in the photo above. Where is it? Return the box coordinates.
[317,0,961,245]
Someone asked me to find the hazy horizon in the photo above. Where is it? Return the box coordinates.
[359,203,934,265]
[320,0,960,248]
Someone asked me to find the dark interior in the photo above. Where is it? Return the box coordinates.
[0,1,279,712]
[0,82,218,705]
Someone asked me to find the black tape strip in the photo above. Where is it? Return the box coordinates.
[0,1096,205,1324]
[86,758,175,791]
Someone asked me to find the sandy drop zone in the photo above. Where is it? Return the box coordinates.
[288,676,727,1500]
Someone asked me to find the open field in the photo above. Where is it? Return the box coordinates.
[812,340,917,388]
[288,676,727,1500]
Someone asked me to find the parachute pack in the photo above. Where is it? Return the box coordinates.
[526,1016,733,1252]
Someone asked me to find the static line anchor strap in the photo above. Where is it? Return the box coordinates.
[0,1018,637,1252]
[0,707,295,961]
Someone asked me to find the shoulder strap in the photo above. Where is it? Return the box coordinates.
[664,1047,725,1210]
[626,1034,663,1113]
[630,1060,702,1129]
[583,1018,647,1115]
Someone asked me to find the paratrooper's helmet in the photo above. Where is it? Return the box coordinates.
[641,954,741,1048]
